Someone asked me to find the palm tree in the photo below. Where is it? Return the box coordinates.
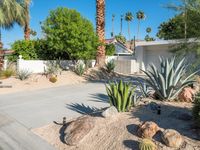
[0,0,25,49]
[111,14,115,37]
[95,0,106,67]
[146,27,152,34]
[120,15,123,35]
[136,10,145,40]
[23,0,31,40]
[125,12,133,41]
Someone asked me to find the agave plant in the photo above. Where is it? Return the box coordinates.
[106,60,115,73]
[142,57,198,100]
[105,80,136,112]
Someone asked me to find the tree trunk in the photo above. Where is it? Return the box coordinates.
[0,28,3,50]
[120,16,123,35]
[95,0,106,67]
[24,1,30,40]
[24,24,30,40]
[128,22,130,41]
[137,20,140,41]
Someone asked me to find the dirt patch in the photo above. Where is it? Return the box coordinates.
[0,71,86,95]
[32,100,200,150]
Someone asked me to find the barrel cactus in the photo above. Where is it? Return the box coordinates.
[142,57,198,100]
[139,138,157,150]
[105,80,136,112]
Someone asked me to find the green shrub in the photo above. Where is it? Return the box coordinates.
[139,138,157,150]
[142,57,197,100]
[75,63,85,76]
[17,69,32,81]
[9,40,38,62]
[106,60,115,73]
[49,76,58,83]
[105,80,136,112]
[105,44,115,56]
[193,92,200,128]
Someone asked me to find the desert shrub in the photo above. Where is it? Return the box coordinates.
[106,60,115,73]
[139,138,157,150]
[45,61,61,76]
[105,80,136,112]
[193,92,200,127]
[105,44,115,56]
[74,63,85,76]
[49,76,58,83]
[17,69,32,81]
[142,57,197,100]
[1,69,15,78]
[9,40,38,62]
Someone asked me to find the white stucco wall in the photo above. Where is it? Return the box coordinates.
[135,44,173,71]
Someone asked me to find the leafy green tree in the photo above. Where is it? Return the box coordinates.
[157,10,200,40]
[115,34,126,44]
[41,7,98,60]
[9,40,38,61]
[105,44,115,56]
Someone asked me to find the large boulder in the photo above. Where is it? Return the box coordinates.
[161,129,183,148]
[137,121,159,139]
[102,106,118,118]
[178,87,196,103]
[64,116,95,146]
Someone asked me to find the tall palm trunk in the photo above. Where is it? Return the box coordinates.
[112,17,114,37]
[24,0,30,40]
[128,21,130,41]
[95,0,105,67]
[120,15,123,35]
[0,28,3,49]
[184,2,187,39]
[137,20,140,40]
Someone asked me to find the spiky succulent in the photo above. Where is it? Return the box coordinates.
[142,57,198,100]
[139,138,157,150]
[105,80,136,112]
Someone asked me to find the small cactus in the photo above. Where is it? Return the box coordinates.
[139,138,157,150]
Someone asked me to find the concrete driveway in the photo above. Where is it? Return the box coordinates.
[0,82,108,128]
[0,82,109,149]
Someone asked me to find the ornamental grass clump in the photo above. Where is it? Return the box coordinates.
[75,63,85,76]
[193,92,200,128]
[142,57,198,100]
[105,80,136,112]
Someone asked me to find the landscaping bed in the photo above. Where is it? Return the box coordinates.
[32,99,200,150]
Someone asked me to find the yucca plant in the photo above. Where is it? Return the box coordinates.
[105,80,136,112]
[106,60,115,73]
[139,138,157,150]
[142,57,198,100]
[192,92,200,128]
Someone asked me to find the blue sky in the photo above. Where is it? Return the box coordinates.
[2,0,177,48]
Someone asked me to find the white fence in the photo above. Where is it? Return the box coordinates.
[14,55,140,74]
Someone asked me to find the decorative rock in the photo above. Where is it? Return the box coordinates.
[102,106,118,118]
[178,87,196,102]
[64,116,95,146]
[137,121,159,138]
[161,129,183,148]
